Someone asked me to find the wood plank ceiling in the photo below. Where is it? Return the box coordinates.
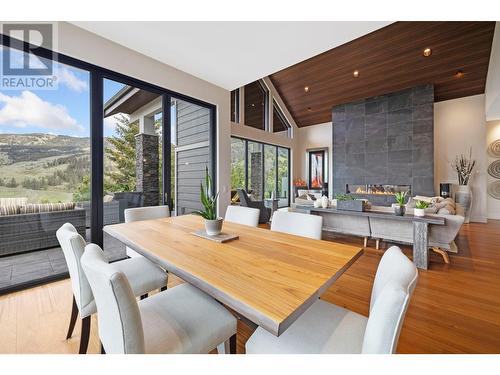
[269,21,496,127]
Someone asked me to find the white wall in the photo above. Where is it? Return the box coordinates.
[486,22,500,121]
[486,120,500,219]
[55,22,232,215]
[294,122,333,197]
[434,94,488,223]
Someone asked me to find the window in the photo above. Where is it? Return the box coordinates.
[264,144,276,199]
[230,89,239,123]
[0,34,216,292]
[0,45,91,287]
[231,137,245,192]
[277,147,290,207]
[231,137,290,208]
[244,81,268,130]
[273,100,291,137]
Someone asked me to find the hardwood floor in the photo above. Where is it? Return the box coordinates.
[1,221,499,354]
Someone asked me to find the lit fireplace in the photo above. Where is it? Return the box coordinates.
[346,184,411,197]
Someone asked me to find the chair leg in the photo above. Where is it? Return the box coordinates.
[363,237,368,248]
[79,316,91,354]
[101,343,106,354]
[140,293,148,300]
[160,286,167,292]
[229,334,237,354]
[217,334,237,354]
[375,239,380,250]
[432,247,450,264]
[66,295,79,340]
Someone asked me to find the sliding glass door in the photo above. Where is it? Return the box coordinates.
[0,33,216,291]
[0,44,91,288]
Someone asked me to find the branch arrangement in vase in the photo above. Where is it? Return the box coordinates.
[452,148,476,186]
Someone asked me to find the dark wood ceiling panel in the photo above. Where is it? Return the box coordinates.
[269,22,496,127]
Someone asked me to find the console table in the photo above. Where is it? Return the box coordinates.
[296,206,445,270]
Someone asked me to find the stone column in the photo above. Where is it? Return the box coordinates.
[250,152,262,199]
[135,133,159,206]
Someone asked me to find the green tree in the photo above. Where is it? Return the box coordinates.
[73,175,91,202]
[105,114,139,192]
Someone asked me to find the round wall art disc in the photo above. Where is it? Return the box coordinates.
[487,181,500,200]
[487,160,500,179]
[487,139,500,158]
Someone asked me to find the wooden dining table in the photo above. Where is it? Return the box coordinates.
[103,214,363,337]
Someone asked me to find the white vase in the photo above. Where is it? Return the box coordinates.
[321,196,329,208]
[455,185,472,223]
[414,208,425,217]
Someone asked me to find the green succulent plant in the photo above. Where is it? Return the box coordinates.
[394,191,407,205]
[193,167,219,220]
[334,193,354,201]
[415,200,430,209]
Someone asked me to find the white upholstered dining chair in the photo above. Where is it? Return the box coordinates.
[246,246,418,354]
[124,205,170,258]
[225,205,260,227]
[56,223,167,354]
[81,243,237,354]
[270,211,323,240]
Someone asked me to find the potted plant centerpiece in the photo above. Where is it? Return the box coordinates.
[393,191,407,216]
[194,167,222,236]
[414,200,429,217]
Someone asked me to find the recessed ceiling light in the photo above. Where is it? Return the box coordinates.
[353,70,359,78]
[423,48,432,57]
[304,86,310,93]
[455,70,464,79]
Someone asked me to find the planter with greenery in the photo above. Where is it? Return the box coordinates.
[193,167,222,236]
[393,191,407,216]
[335,193,366,212]
[414,200,430,217]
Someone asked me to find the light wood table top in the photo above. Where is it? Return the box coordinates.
[103,214,363,336]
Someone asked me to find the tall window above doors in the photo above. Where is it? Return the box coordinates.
[230,89,239,123]
[273,100,292,138]
[244,81,268,131]
[231,80,293,139]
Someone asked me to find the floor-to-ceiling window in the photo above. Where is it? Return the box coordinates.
[0,44,91,289]
[0,33,216,292]
[231,137,290,208]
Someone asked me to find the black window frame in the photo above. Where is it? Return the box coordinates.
[231,136,290,208]
[243,80,269,131]
[272,99,292,137]
[0,33,217,249]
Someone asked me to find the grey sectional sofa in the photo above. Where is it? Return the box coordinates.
[0,208,86,256]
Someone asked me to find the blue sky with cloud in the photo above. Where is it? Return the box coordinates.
[0,46,125,137]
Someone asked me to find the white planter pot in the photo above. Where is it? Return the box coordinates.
[205,218,223,236]
[414,208,426,217]
[455,185,472,224]
[321,196,329,208]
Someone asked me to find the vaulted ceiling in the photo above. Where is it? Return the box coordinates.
[269,21,496,127]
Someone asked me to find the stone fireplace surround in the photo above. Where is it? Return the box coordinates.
[332,84,435,206]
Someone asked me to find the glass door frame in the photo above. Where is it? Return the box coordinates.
[1,33,217,248]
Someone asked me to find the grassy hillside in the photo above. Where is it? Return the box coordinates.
[0,134,91,203]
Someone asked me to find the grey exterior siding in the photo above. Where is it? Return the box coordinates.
[175,100,211,215]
